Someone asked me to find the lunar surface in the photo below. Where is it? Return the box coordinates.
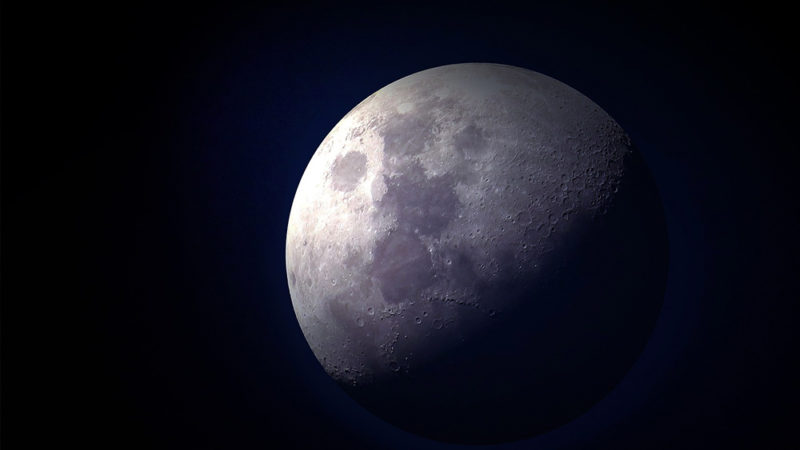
[286,63,668,443]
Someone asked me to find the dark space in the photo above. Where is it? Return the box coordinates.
[2,1,798,449]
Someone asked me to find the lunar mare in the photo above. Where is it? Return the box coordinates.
[286,63,667,443]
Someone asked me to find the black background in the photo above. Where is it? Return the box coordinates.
[3,1,798,449]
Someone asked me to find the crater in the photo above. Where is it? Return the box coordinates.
[439,248,478,288]
[331,151,367,191]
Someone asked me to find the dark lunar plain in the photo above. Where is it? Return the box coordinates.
[2,1,798,450]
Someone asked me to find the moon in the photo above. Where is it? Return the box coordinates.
[286,63,668,443]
